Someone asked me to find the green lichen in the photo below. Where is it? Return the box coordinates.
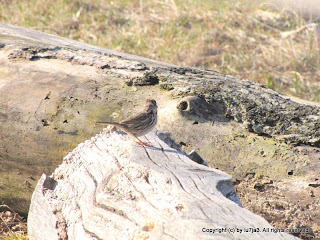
[160,83,174,91]
[126,71,159,86]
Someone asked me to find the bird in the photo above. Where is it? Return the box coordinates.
[96,99,158,146]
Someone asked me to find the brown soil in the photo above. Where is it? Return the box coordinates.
[0,204,28,239]
[235,170,320,239]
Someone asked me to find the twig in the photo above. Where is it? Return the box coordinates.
[280,23,318,38]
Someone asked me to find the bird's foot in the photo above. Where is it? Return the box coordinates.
[136,141,153,147]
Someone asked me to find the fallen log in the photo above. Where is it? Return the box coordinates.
[28,129,298,240]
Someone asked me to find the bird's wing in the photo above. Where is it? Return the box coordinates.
[120,112,147,126]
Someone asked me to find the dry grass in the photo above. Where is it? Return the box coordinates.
[0,205,28,240]
[0,0,319,101]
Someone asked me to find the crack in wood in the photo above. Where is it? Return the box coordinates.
[198,204,212,220]
[83,226,103,240]
[163,231,179,240]
[155,139,198,198]
[189,177,214,200]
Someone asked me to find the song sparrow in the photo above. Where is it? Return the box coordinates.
[96,99,158,146]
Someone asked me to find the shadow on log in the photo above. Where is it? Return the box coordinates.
[28,129,297,240]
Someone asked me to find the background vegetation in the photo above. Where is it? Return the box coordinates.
[0,0,319,238]
[1,0,320,102]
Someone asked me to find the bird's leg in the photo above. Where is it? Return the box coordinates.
[133,136,152,147]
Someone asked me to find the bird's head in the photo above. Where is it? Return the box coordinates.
[145,99,157,113]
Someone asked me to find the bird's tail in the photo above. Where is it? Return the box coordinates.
[96,121,132,137]
[96,121,121,127]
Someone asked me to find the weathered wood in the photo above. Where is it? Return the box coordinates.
[28,129,297,240]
